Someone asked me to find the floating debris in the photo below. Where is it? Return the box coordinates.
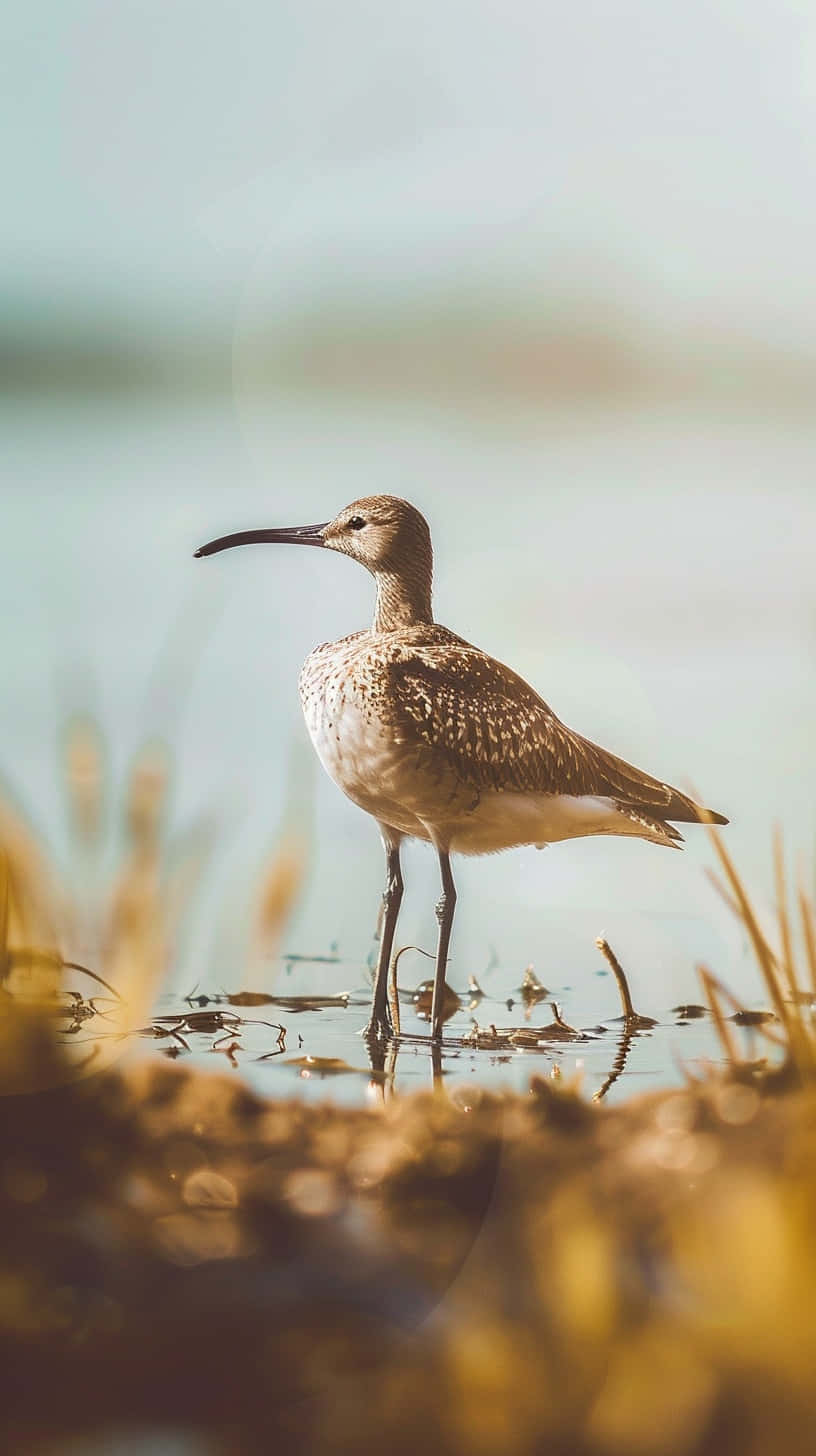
[225,991,276,1007]
[188,990,349,1014]
[58,990,97,1025]
[730,1008,778,1027]
[519,966,549,1006]
[463,1003,588,1051]
[130,1009,289,1065]
[461,1024,518,1051]
[212,1036,242,1067]
[466,974,485,1007]
[282,952,341,967]
[284,1055,367,1078]
[538,1002,588,1041]
[265,993,350,1014]
[411,979,461,1023]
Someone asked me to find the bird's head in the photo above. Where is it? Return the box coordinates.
[321,495,431,577]
[195,494,432,583]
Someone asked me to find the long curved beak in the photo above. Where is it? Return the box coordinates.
[194,522,328,558]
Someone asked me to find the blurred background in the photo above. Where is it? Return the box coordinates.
[2,0,815,1018]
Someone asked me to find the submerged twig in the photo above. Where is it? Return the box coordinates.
[593,1022,636,1102]
[389,946,423,1038]
[548,1002,578,1035]
[595,938,656,1029]
[256,1022,288,1059]
[389,945,436,1036]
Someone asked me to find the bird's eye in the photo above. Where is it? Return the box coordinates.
[348,516,366,530]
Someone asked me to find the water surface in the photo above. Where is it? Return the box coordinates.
[4,390,814,1100]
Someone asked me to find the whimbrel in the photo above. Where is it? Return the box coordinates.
[196,496,727,1043]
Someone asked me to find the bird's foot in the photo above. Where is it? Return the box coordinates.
[363,1009,395,1044]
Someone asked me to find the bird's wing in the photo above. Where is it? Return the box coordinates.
[385,635,724,823]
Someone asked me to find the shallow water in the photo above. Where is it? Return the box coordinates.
[4,389,815,1101]
[60,958,781,1106]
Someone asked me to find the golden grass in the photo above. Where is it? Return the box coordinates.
[0,716,306,1086]
[701,824,816,1081]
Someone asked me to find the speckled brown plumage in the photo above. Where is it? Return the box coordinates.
[300,622,725,842]
[197,492,728,1041]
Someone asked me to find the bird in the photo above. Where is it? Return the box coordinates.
[195,495,727,1043]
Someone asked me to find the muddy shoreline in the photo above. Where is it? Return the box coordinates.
[2,1004,815,1456]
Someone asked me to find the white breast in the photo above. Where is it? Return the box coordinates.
[298,637,428,837]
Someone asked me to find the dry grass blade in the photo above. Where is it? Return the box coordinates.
[705,863,782,977]
[64,716,105,848]
[0,849,9,982]
[164,816,217,947]
[0,802,62,999]
[704,865,744,923]
[126,743,169,853]
[773,827,798,1002]
[2,715,312,1089]
[63,960,123,1001]
[796,860,816,997]
[705,823,791,1033]
[705,826,816,1076]
[250,830,308,970]
[698,965,741,1064]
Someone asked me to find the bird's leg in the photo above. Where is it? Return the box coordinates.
[430,849,457,1042]
[365,838,403,1042]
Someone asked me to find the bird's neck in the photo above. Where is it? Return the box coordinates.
[372,570,434,634]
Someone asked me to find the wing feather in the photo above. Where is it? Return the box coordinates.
[385,634,727,825]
